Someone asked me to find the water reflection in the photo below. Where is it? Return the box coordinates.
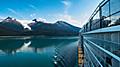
[0,38,24,55]
[0,36,79,67]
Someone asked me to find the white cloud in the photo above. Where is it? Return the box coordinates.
[29,4,38,11]
[61,15,81,27]
[30,13,36,18]
[0,16,5,22]
[61,0,71,6]
[7,8,24,19]
[51,14,80,27]
[18,19,32,30]
[61,0,71,14]
[60,0,82,27]
[38,18,47,22]
[0,16,5,19]
[7,8,18,15]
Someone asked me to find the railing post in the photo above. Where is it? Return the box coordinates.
[99,7,102,28]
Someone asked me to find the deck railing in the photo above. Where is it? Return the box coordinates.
[81,25,120,67]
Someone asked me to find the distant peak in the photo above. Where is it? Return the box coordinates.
[32,19,37,22]
[6,17,12,20]
[56,21,67,23]
[32,18,45,23]
[56,21,68,24]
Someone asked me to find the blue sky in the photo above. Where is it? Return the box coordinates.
[0,0,102,27]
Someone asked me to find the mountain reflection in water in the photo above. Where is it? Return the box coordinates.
[0,36,79,67]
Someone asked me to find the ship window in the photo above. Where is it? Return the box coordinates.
[101,17,111,27]
[91,11,100,30]
[102,2,110,17]
[110,0,120,14]
[93,11,100,20]
[110,12,120,26]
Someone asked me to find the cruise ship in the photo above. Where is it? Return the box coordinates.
[79,0,120,67]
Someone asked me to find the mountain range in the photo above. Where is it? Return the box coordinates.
[0,17,81,36]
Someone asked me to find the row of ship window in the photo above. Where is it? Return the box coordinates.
[81,0,120,32]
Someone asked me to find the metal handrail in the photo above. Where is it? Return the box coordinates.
[83,25,120,34]
[84,45,95,67]
[85,38,120,62]
[84,41,103,67]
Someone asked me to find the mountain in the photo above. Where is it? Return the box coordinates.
[0,17,80,36]
[28,19,80,36]
[0,17,24,36]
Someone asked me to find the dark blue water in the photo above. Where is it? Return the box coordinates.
[0,36,79,67]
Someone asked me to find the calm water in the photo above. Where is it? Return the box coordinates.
[0,36,79,67]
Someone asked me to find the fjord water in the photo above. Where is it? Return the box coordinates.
[0,36,79,67]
